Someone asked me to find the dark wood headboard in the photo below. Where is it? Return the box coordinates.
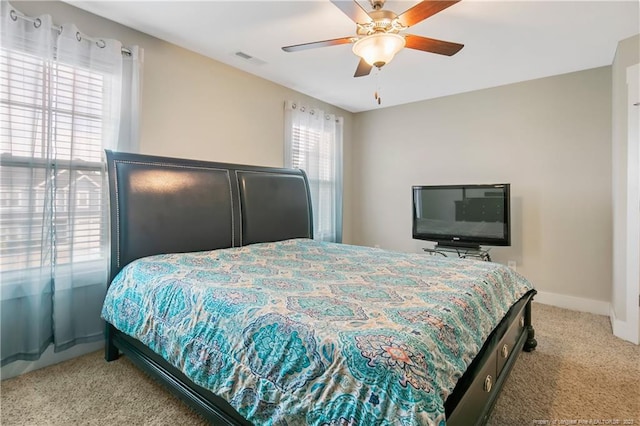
[105,150,313,282]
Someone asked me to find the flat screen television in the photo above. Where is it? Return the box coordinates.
[412,183,511,249]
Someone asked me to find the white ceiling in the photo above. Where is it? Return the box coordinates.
[66,0,639,113]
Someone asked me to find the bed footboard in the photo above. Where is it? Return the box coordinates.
[445,290,536,426]
[524,300,538,352]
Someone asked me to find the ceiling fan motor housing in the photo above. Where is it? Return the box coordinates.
[358,9,402,35]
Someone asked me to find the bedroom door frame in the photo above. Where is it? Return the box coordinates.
[621,63,639,345]
[611,62,639,345]
[627,63,639,345]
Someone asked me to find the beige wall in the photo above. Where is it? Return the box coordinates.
[611,34,640,320]
[12,0,356,243]
[352,67,613,303]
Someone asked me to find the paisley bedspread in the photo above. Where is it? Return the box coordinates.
[102,239,534,425]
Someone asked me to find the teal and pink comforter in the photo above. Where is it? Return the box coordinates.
[102,239,534,425]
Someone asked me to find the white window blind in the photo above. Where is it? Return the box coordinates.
[290,124,336,240]
[0,47,106,272]
[284,102,343,242]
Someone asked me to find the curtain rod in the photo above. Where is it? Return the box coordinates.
[9,9,132,56]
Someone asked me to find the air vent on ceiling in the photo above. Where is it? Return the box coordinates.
[234,51,266,66]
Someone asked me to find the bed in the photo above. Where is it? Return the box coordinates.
[102,150,537,426]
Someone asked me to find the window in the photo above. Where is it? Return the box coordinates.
[0,47,106,272]
[284,102,343,242]
[1,6,140,366]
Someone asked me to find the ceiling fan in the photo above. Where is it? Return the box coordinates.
[282,0,464,77]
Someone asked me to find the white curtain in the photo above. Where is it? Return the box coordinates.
[284,101,343,242]
[0,2,141,365]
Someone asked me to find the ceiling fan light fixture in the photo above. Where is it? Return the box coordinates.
[352,33,405,68]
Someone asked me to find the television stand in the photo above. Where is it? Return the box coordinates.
[423,244,492,262]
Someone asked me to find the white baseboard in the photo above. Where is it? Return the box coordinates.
[533,290,610,316]
[609,306,640,345]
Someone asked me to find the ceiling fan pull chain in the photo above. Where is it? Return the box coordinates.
[375,68,382,105]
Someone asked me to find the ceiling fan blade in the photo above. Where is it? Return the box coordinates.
[404,34,464,56]
[397,0,460,28]
[330,0,373,24]
[282,37,354,52]
[354,58,373,77]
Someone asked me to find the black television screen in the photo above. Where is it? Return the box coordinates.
[412,184,511,248]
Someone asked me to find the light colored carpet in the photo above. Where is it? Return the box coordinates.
[1,303,639,425]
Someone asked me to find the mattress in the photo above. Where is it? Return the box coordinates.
[102,238,534,425]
